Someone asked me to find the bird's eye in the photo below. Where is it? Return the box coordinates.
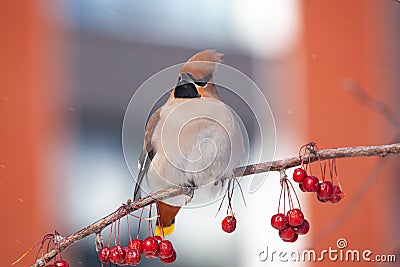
[178,72,212,87]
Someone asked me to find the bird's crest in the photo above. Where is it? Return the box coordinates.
[180,50,223,80]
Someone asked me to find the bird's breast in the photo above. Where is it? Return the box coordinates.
[150,98,244,187]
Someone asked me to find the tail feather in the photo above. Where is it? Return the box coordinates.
[155,220,175,236]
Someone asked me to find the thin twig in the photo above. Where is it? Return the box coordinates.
[343,80,400,133]
[28,142,400,267]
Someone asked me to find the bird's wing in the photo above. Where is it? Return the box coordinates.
[133,108,161,201]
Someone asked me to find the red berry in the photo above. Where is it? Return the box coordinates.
[286,208,304,227]
[294,219,310,235]
[160,250,177,264]
[302,176,319,192]
[284,233,298,243]
[158,240,174,259]
[98,247,111,263]
[317,194,328,202]
[128,239,144,254]
[143,237,159,258]
[270,213,288,230]
[153,235,163,243]
[221,216,237,233]
[299,183,306,192]
[54,260,69,267]
[317,181,334,201]
[109,245,126,264]
[279,227,295,241]
[293,168,307,183]
[120,246,130,265]
[125,248,141,266]
[330,185,343,203]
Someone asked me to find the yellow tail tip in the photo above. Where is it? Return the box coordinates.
[155,223,175,236]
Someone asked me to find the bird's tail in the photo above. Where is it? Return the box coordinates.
[156,201,181,236]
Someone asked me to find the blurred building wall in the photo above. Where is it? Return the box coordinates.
[0,1,61,266]
[302,1,400,266]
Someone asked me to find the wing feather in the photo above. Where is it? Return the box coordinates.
[133,108,161,200]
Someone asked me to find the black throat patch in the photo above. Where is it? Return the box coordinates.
[174,82,200,98]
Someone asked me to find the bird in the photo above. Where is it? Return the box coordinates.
[134,50,245,236]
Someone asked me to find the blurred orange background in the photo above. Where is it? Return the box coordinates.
[1,1,399,267]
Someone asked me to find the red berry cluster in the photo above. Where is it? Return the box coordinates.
[294,167,343,203]
[98,236,176,265]
[271,209,310,242]
[293,144,345,203]
[270,177,310,242]
[97,204,177,266]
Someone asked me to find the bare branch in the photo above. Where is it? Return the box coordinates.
[29,187,192,267]
[28,142,400,267]
[234,143,400,177]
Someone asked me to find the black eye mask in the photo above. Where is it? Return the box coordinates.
[186,73,212,87]
[174,73,213,98]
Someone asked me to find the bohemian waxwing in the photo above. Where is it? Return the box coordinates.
[134,50,245,235]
